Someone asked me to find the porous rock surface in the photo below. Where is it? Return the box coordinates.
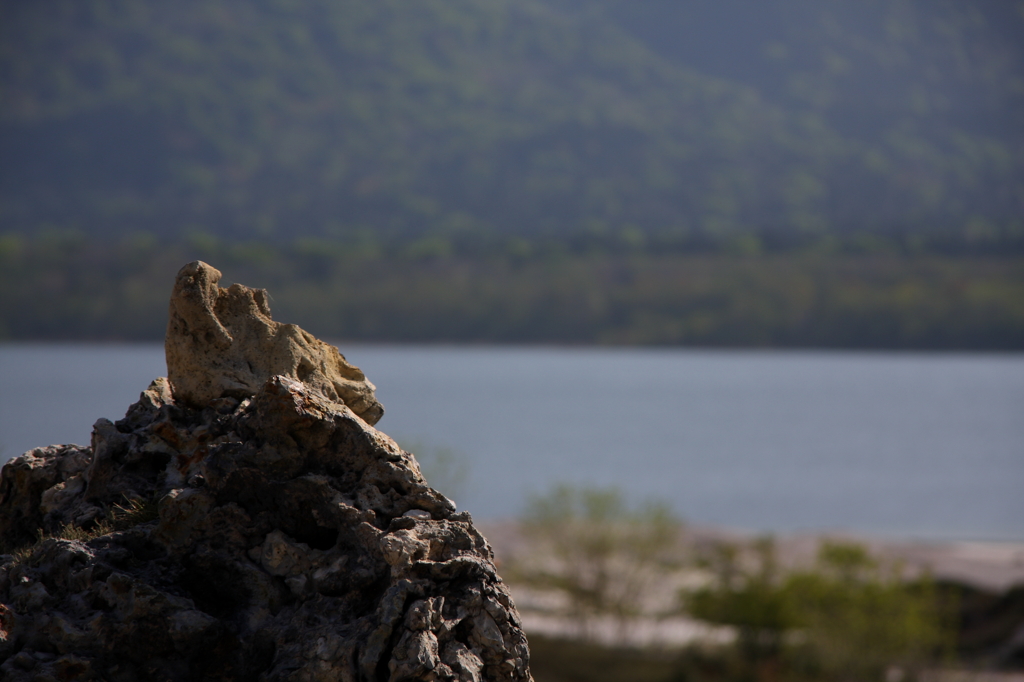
[0,267,532,681]
[167,260,383,425]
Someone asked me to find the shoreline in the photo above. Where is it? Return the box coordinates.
[479,521,1024,593]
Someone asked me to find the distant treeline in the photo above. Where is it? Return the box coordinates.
[2,233,1021,349]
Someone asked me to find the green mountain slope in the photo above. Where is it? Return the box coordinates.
[571,0,1024,235]
[1,0,1021,248]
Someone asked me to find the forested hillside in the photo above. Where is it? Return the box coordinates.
[1,0,1022,346]
[2,0,1021,248]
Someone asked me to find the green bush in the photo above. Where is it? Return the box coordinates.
[682,539,953,682]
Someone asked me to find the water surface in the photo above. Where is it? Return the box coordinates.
[1,344,1021,540]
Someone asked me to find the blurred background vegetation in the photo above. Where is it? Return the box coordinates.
[507,485,1023,682]
[1,0,1022,347]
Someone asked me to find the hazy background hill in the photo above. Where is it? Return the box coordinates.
[1,0,1022,345]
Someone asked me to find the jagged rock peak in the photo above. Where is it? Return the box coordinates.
[0,262,533,681]
[166,260,383,425]
[0,375,533,680]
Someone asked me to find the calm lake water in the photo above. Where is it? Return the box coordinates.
[1,344,1022,541]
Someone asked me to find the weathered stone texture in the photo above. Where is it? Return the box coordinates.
[166,260,383,425]
[0,445,91,551]
[0,264,531,681]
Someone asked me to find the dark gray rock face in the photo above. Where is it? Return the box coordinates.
[0,272,532,681]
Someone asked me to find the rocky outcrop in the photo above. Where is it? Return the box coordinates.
[0,445,92,551]
[166,261,383,425]
[0,264,532,681]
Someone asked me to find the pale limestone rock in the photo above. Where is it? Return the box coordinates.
[165,260,383,424]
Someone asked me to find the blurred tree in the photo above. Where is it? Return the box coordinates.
[515,485,682,638]
[687,538,795,670]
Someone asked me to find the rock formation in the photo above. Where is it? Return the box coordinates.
[166,261,383,425]
[0,262,533,681]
